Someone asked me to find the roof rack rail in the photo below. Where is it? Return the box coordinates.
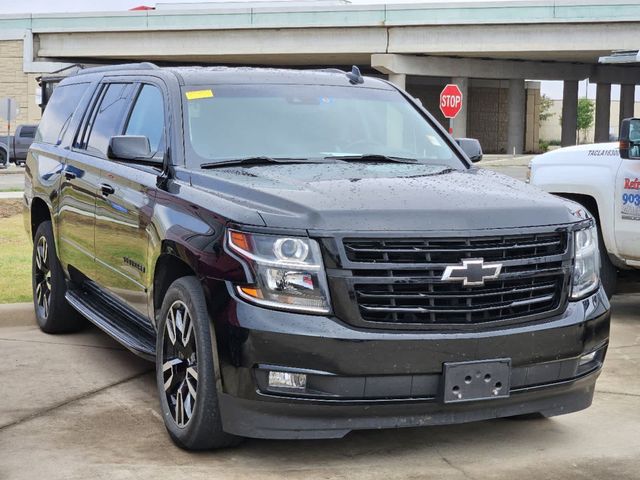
[74,62,159,76]
[317,68,345,74]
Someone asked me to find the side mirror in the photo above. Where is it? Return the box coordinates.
[455,137,483,163]
[107,135,151,161]
[619,118,640,159]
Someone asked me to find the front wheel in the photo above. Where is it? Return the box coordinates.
[155,276,241,450]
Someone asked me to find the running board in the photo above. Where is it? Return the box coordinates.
[65,288,156,361]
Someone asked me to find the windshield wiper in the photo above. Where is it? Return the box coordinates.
[324,154,419,164]
[200,156,326,169]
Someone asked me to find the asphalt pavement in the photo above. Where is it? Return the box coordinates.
[0,296,638,479]
[0,165,24,191]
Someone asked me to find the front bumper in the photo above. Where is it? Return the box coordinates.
[214,286,610,439]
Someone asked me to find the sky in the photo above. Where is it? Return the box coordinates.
[0,0,630,101]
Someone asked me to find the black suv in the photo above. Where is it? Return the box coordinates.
[24,63,610,450]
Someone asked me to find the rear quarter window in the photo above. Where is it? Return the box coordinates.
[20,126,36,138]
[36,82,91,145]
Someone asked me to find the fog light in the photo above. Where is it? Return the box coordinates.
[268,371,307,390]
[579,351,597,366]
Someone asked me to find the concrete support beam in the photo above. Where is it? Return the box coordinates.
[561,80,579,147]
[37,28,389,63]
[372,53,590,81]
[506,78,525,155]
[591,65,640,85]
[619,84,636,127]
[388,73,406,90]
[595,83,611,143]
[387,23,640,59]
[449,77,468,138]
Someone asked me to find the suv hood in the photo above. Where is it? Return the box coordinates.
[190,163,581,232]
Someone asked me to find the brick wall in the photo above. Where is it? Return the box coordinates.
[466,86,509,154]
[0,40,42,136]
[409,81,540,154]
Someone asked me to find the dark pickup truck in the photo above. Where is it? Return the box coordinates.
[24,63,610,450]
[0,124,37,167]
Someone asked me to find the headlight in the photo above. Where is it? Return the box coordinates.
[227,230,331,314]
[571,225,600,300]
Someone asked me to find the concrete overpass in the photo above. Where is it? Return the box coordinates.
[2,0,640,152]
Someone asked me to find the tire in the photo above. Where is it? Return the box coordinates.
[155,276,241,450]
[597,228,617,299]
[32,221,84,333]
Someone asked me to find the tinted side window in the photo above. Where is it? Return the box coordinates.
[86,83,134,157]
[20,126,36,138]
[35,83,90,145]
[125,84,165,156]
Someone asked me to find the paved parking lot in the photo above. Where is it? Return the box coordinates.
[0,166,24,191]
[1,294,639,480]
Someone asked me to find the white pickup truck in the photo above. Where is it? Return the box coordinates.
[529,119,640,297]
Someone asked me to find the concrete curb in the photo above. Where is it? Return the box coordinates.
[0,302,35,328]
[0,192,23,199]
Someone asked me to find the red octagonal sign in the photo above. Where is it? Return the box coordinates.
[440,84,463,119]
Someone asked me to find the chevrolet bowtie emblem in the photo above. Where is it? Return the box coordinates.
[441,259,503,287]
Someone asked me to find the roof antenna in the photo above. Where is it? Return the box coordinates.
[346,65,364,85]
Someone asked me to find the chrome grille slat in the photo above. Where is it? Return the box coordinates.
[360,294,555,314]
[356,282,556,300]
[344,232,567,265]
[345,240,562,255]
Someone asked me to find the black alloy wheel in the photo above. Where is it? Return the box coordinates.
[34,235,52,320]
[162,300,199,427]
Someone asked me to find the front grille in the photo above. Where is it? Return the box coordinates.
[337,231,571,328]
[344,232,566,264]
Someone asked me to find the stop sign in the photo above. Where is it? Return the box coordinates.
[439,84,463,119]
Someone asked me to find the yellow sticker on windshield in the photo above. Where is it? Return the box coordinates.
[185,89,214,100]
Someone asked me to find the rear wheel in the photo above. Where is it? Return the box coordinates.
[32,221,84,333]
[156,276,241,450]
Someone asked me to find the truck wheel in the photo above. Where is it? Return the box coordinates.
[32,221,84,333]
[598,229,617,299]
[155,276,241,450]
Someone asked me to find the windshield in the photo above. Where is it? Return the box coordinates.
[182,83,464,169]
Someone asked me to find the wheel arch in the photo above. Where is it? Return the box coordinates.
[552,192,623,266]
[151,241,227,323]
[30,197,52,240]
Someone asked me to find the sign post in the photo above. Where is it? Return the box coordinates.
[439,84,463,134]
[0,97,19,164]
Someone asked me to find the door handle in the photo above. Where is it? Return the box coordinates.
[100,183,115,196]
[64,170,76,180]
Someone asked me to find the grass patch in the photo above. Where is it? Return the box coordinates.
[0,210,32,303]
[0,187,24,192]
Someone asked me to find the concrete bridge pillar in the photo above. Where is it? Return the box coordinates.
[561,80,579,147]
[595,83,612,143]
[450,76,468,138]
[619,84,636,129]
[388,73,406,90]
[506,78,525,154]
